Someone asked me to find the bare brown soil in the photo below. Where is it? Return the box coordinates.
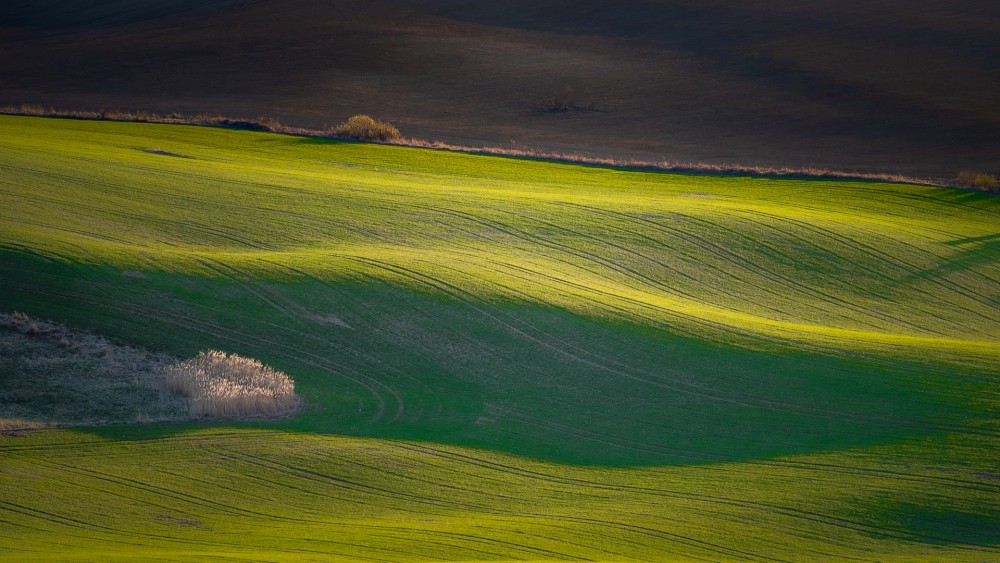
[1,0,997,177]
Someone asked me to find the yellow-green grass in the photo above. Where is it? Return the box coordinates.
[0,115,997,560]
[1,116,996,361]
[1,428,997,562]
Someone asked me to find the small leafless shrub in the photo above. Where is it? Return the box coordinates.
[329,114,401,141]
[955,171,998,192]
[164,350,300,418]
[549,87,576,112]
[545,87,609,113]
[255,115,283,132]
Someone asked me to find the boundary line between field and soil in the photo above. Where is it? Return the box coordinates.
[0,105,967,189]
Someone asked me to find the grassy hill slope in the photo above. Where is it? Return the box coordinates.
[0,115,997,560]
[3,427,997,562]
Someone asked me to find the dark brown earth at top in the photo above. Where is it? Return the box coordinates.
[1,0,998,178]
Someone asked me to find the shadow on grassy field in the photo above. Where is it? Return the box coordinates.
[2,251,989,467]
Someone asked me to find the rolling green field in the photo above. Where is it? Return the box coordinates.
[0,114,998,561]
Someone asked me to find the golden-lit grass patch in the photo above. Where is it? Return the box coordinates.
[164,350,300,418]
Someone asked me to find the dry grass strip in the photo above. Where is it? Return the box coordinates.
[1,104,968,189]
[0,311,187,428]
[1,312,302,428]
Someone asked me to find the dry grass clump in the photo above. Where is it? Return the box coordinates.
[400,137,936,185]
[0,311,187,428]
[164,350,300,418]
[329,114,401,141]
[955,170,998,192]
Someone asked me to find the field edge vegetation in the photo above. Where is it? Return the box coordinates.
[1,105,978,189]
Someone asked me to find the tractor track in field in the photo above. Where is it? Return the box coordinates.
[343,254,979,435]
[733,206,1000,323]
[5,248,985,441]
[207,446,507,514]
[389,441,1000,551]
[0,499,298,554]
[26,457,323,525]
[348,522,589,561]
[0,270,396,423]
[2,251,992,441]
[395,440,1000,508]
[196,447,659,560]
[0,501,155,549]
[402,200,787,322]
[548,200,945,335]
[250,454,772,557]
[251,263,464,421]
[445,189,994,336]
[6,427,999,559]
[366,194,998,354]
[512,201,887,332]
[723,210,983,334]
[3,461,418,560]
[343,254,795,415]
[119,265,403,424]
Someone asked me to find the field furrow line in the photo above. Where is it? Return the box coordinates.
[553,201,926,335]
[737,207,999,321]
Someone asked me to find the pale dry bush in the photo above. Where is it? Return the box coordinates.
[329,114,401,141]
[956,170,998,192]
[164,350,300,418]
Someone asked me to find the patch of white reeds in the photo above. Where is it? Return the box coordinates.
[164,350,300,418]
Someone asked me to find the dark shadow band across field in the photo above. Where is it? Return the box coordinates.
[1,250,990,467]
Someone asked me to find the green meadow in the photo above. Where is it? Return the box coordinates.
[0,114,997,561]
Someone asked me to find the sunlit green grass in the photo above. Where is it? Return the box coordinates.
[2,427,997,562]
[0,114,997,560]
[2,116,997,359]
